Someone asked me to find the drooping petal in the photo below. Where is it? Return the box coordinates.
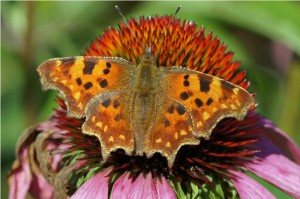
[71,167,112,199]
[8,125,55,199]
[8,150,32,199]
[262,118,300,164]
[155,177,176,199]
[111,172,158,199]
[230,170,276,199]
[29,172,54,199]
[247,138,300,198]
[36,121,57,132]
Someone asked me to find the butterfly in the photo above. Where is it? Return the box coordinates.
[37,46,254,166]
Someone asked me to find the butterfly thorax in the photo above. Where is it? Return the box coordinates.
[133,58,158,95]
[134,45,157,94]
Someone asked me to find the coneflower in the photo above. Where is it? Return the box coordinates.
[8,16,300,199]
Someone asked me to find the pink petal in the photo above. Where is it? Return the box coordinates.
[110,172,132,197]
[262,118,300,164]
[111,172,158,199]
[29,173,54,199]
[247,138,300,198]
[8,150,32,199]
[155,177,176,199]
[130,173,158,198]
[230,170,276,199]
[8,125,55,199]
[36,121,57,131]
[71,167,112,199]
[46,142,70,171]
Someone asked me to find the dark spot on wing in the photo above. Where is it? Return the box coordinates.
[113,99,120,109]
[199,76,212,93]
[176,105,186,115]
[99,79,108,88]
[106,62,111,68]
[114,114,121,121]
[167,105,175,114]
[206,98,213,105]
[61,57,75,66]
[76,78,82,86]
[56,58,74,75]
[180,92,189,100]
[101,98,111,108]
[184,75,189,79]
[165,119,170,127]
[195,98,203,107]
[83,82,93,90]
[183,80,189,87]
[83,61,96,74]
[103,68,110,75]
[221,80,235,90]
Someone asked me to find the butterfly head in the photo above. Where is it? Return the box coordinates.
[141,44,155,65]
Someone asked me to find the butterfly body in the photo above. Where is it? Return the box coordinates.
[126,54,162,155]
[38,50,254,166]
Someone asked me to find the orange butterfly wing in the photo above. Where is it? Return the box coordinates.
[38,56,136,158]
[37,56,135,118]
[144,99,195,165]
[145,67,254,165]
[83,92,134,159]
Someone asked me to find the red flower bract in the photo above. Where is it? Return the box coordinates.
[8,15,300,199]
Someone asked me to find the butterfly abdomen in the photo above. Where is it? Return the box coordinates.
[132,92,158,156]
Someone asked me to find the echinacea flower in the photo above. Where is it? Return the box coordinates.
[8,15,300,199]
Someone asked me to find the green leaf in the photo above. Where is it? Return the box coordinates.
[170,174,239,199]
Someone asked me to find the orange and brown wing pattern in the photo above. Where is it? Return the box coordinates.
[161,67,255,139]
[145,99,196,166]
[83,92,134,159]
[37,56,135,118]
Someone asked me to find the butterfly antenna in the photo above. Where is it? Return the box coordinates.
[115,5,128,25]
[173,5,181,18]
[163,6,181,36]
[160,6,181,36]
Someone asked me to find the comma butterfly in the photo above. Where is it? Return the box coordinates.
[38,34,254,167]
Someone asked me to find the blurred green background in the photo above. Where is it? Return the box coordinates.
[1,1,300,198]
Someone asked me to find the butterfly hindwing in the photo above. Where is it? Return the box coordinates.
[145,99,196,165]
[83,92,134,159]
[37,56,135,118]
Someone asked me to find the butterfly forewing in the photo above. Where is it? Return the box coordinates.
[37,56,135,118]
[160,67,254,139]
